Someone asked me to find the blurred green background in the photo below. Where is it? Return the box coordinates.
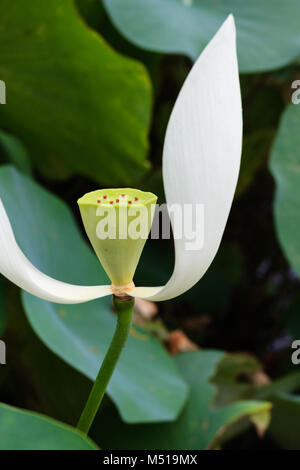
[0,0,300,450]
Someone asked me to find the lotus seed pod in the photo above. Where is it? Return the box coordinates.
[78,189,157,287]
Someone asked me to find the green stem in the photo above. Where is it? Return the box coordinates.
[77,295,134,434]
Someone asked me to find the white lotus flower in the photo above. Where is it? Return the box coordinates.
[0,15,242,305]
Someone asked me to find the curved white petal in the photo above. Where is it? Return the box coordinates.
[130,286,162,298]
[133,15,242,301]
[0,200,111,304]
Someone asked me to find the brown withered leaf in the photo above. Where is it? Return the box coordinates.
[166,329,199,355]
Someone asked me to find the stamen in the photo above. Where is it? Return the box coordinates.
[110,201,113,205]
[128,200,132,204]
[103,195,107,200]
[116,199,119,203]
[134,197,138,201]
[97,200,101,203]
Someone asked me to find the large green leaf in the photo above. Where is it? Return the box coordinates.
[0,290,93,425]
[103,0,300,73]
[0,165,188,423]
[0,130,32,176]
[0,0,151,185]
[270,105,300,278]
[0,403,98,450]
[93,350,271,450]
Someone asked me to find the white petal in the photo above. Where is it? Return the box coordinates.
[0,200,111,304]
[130,286,162,298]
[133,15,242,301]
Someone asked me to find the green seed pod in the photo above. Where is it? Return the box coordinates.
[78,189,157,287]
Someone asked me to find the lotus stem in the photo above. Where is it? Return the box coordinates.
[77,295,134,434]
